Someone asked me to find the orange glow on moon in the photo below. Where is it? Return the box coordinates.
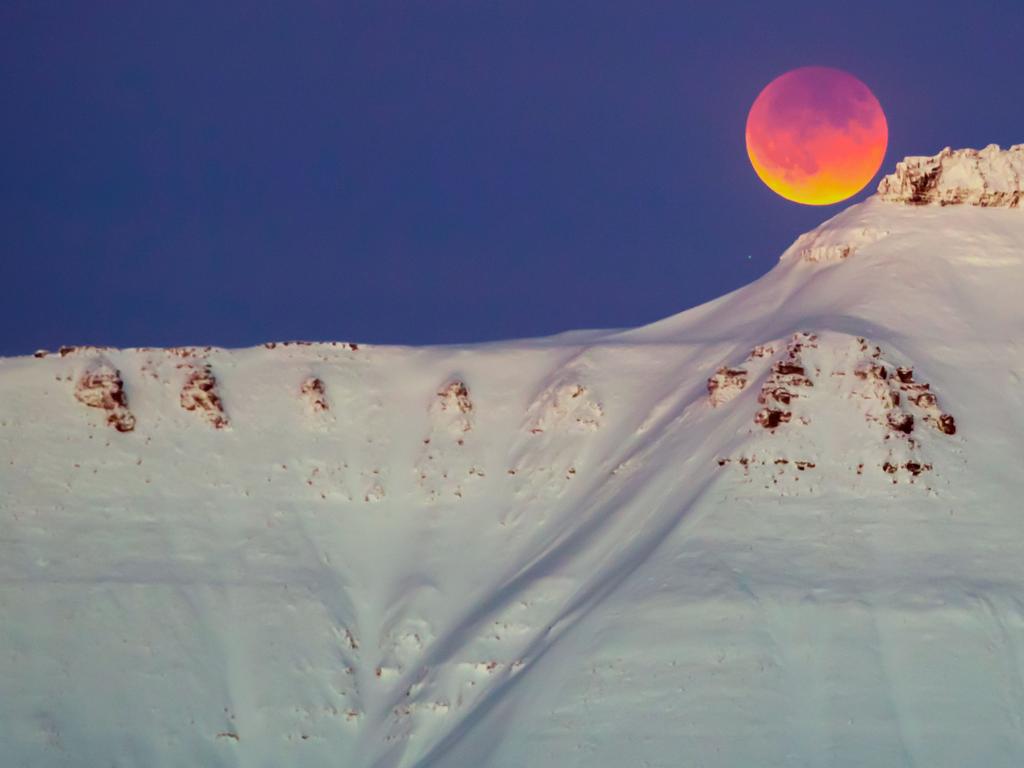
[746,66,888,205]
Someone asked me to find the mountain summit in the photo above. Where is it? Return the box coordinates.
[2,147,1023,768]
[876,142,1024,207]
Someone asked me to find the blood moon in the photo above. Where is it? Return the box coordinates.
[746,66,887,205]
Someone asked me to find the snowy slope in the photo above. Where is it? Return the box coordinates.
[3,147,1024,768]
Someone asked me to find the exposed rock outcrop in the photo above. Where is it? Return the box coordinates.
[301,377,329,412]
[892,366,956,436]
[435,380,474,434]
[876,144,1024,207]
[415,379,481,502]
[179,363,228,429]
[707,367,747,407]
[74,363,136,432]
[754,333,816,431]
[712,333,958,488]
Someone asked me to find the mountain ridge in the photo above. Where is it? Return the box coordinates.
[2,147,1024,768]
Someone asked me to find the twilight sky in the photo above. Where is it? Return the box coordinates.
[2,2,1022,355]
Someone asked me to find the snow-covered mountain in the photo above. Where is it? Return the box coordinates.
[3,146,1024,768]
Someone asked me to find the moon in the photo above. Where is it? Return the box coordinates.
[746,66,888,205]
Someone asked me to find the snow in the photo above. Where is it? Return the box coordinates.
[3,163,1024,767]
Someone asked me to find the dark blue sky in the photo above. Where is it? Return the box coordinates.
[2,2,1022,354]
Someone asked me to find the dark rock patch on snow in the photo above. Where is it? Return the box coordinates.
[707,367,747,407]
[179,363,228,429]
[301,377,330,413]
[74,363,136,432]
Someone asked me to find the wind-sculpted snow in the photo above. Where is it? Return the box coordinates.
[3,167,1024,767]
[786,223,891,263]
